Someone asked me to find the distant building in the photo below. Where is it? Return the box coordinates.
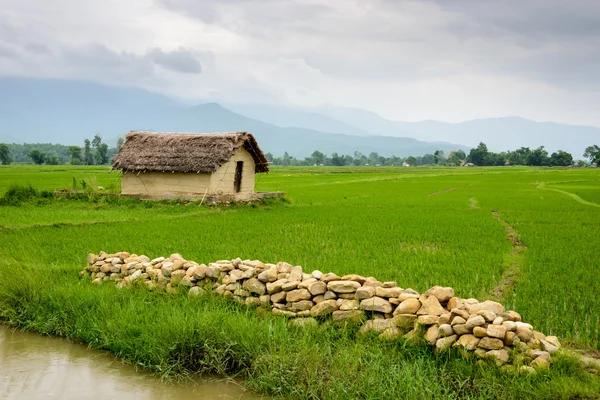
[402,162,410,167]
[112,131,270,200]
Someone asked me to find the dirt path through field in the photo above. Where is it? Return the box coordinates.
[488,210,527,301]
[429,187,455,196]
[537,183,600,208]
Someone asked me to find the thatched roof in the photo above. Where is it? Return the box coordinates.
[112,131,269,173]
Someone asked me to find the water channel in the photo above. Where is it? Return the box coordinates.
[0,325,262,399]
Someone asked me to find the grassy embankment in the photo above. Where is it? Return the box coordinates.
[0,164,599,398]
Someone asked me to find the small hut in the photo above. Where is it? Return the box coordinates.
[112,131,270,201]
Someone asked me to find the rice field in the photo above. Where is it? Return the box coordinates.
[0,164,599,398]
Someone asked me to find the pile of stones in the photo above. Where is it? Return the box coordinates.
[82,251,561,372]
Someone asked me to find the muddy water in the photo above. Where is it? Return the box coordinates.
[0,326,262,400]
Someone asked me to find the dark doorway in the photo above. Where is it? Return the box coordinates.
[234,161,243,193]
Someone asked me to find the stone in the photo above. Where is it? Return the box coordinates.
[540,339,558,355]
[296,310,312,318]
[359,319,394,334]
[356,286,376,300]
[166,283,179,294]
[515,322,533,330]
[492,316,504,325]
[360,297,393,314]
[475,312,497,325]
[532,350,550,360]
[286,289,311,302]
[451,308,470,320]
[180,276,194,287]
[382,281,396,288]
[545,336,560,349]
[282,280,300,291]
[394,298,421,315]
[446,297,464,311]
[451,316,467,326]
[504,310,522,322]
[321,273,341,282]
[298,278,317,289]
[205,266,220,279]
[363,279,383,288]
[310,300,338,317]
[170,270,186,285]
[404,329,420,343]
[487,324,507,339]
[276,262,293,273]
[454,334,480,351]
[417,315,439,325]
[271,291,287,303]
[172,259,185,271]
[438,313,452,325]
[151,257,165,265]
[504,331,518,346]
[530,357,549,369]
[302,273,313,281]
[379,327,402,341]
[425,326,440,345]
[266,279,286,294]
[242,278,267,295]
[436,335,458,351]
[479,337,504,350]
[323,291,337,300]
[389,298,400,306]
[332,310,364,324]
[375,287,403,298]
[272,309,296,317]
[474,348,488,358]
[341,274,367,283]
[290,300,314,311]
[257,268,278,283]
[337,293,356,300]
[311,270,323,280]
[532,331,546,341]
[502,321,517,332]
[339,299,360,311]
[467,301,504,315]
[289,318,319,328]
[312,295,325,303]
[438,324,454,338]
[130,270,142,282]
[416,296,446,316]
[245,297,262,307]
[327,280,361,293]
[398,292,420,302]
[519,366,536,374]
[486,349,509,366]
[307,281,327,296]
[424,286,454,303]
[193,265,207,280]
[516,326,533,342]
[453,324,471,335]
[393,314,417,329]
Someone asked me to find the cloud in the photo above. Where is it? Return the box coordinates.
[0,0,599,126]
[147,47,202,73]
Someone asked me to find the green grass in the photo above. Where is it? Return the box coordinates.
[1,164,600,398]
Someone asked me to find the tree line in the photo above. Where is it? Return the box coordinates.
[1,139,599,167]
[266,144,600,167]
[0,136,124,165]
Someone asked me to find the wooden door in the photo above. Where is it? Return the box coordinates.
[234,161,243,193]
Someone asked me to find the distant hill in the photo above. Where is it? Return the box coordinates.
[315,106,600,158]
[0,77,467,158]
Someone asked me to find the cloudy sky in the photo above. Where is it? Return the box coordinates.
[1,0,599,126]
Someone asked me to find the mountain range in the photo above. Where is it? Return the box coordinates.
[1,77,598,158]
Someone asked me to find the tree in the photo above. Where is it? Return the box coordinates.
[330,153,345,166]
[433,150,445,165]
[311,150,325,165]
[265,152,274,162]
[27,149,46,165]
[405,156,417,166]
[468,142,489,166]
[96,143,109,164]
[583,145,600,164]
[83,139,94,165]
[526,146,549,166]
[0,143,11,165]
[549,150,573,166]
[116,137,125,152]
[67,146,82,165]
[45,154,62,165]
